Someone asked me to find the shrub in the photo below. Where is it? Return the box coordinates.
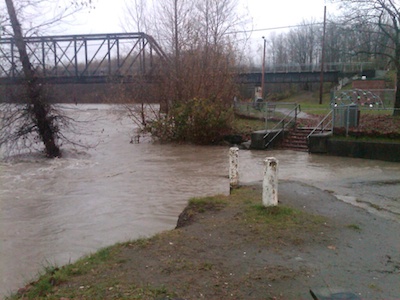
[148,98,233,144]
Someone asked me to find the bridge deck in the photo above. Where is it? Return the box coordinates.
[238,71,339,84]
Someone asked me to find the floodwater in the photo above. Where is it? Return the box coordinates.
[0,105,399,297]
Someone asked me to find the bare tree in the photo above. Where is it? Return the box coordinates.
[195,0,244,46]
[136,0,248,101]
[4,0,61,157]
[122,0,248,143]
[332,0,400,115]
[324,22,347,66]
[1,0,93,37]
[268,32,289,68]
[1,0,92,157]
[156,0,196,102]
[122,0,148,33]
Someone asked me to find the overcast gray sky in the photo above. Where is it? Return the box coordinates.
[50,0,332,66]
[66,0,331,36]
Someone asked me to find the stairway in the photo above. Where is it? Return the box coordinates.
[279,127,313,152]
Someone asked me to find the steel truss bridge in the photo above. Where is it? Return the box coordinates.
[0,32,168,84]
[0,32,362,85]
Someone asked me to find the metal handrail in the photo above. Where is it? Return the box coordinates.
[307,109,333,140]
[263,104,301,148]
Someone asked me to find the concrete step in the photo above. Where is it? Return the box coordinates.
[281,141,309,148]
[280,127,312,152]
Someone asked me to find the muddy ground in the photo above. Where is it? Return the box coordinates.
[14,181,400,299]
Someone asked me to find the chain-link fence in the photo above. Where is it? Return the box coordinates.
[233,101,299,130]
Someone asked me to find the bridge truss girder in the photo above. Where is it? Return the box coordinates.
[0,32,168,84]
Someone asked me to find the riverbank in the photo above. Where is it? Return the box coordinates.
[9,181,400,299]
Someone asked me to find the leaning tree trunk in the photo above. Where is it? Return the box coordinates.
[394,69,400,117]
[5,0,61,157]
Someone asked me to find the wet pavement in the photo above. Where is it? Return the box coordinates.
[239,149,400,221]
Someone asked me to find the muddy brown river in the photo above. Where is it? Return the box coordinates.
[1,105,399,297]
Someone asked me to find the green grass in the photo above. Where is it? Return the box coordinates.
[6,246,120,299]
[6,241,176,299]
[368,283,383,292]
[228,187,326,230]
[187,196,227,213]
[233,117,284,132]
[245,203,325,229]
[232,117,266,133]
[251,204,294,218]
[299,103,332,116]
[346,224,361,231]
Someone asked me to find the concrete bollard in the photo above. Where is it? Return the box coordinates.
[263,157,278,206]
[229,147,239,192]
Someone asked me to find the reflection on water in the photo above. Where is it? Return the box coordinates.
[1,105,399,296]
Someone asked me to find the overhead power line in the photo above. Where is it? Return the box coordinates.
[226,23,325,35]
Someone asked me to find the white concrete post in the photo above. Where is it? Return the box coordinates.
[229,147,239,192]
[263,157,278,206]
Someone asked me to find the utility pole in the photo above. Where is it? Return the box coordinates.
[261,36,266,99]
[319,5,327,105]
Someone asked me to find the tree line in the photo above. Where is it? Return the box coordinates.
[262,18,390,73]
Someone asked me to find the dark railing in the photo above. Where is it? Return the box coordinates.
[307,109,333,140]
[248,61,374,73]
[263,103,301,149]
[237,71,339,84]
